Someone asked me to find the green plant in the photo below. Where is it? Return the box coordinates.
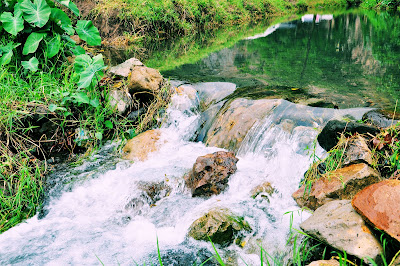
[0,0,101,72]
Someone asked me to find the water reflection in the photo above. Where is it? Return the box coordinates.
[161,11,400,109]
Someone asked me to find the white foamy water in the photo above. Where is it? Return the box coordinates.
[0,83,371,265]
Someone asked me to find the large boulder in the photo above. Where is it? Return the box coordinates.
[317,120,380,151]
[188,208,252,247]
[122,129,163,161]
[300,200,382,261]
[352,180,400,243]
[184,151,238,197]
[109,57,144,78]
[204,98,280,151]
[128,66,164,94]
[293,163,381,210]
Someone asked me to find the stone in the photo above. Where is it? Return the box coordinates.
[343,135,373,166]
[122,129,162,161]
[317,120,380,151]
[109,88,132,114]
[362,110,399,129]
[307,259,340,266]
[204,98,281,151]
[184,151,239,197]
[136,181,171,204]
[250,182,275,200]
[293,163,381,210]
[300,200,382,261]
[128,66,164,94]
[352,180,400,243]
[109,57,144,78]
[188,208,252,247]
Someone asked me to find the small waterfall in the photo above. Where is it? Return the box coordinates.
[0,83,372,265]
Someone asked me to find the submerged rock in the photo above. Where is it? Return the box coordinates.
[317,120,380,151]
[250,182,275,201]
[188,208,252,247]
[109,57,144,78]
[300,200,382,261]
[184,151,238,197]
[122,129,163,161]
[128,66,164,94]
[204,98,280,151]
[293,163,381,210]
[352,180,400,243]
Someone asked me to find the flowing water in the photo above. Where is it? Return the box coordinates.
[0,10,399,265]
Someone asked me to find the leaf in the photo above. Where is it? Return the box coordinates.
[75,20,101,46]
[23,32,46,55]
[95,132,103,140]
[48,103,57,112]
[72,92,90,104]
[0,43,14,66]
[89,98,100,108]
[54,0,80,16]
[71,45,85,56]
[50,8,74,35]
[75,54,105,89]
[21,57,39,72]
[105,120,113,129]
[0,12,24,35]
[20,0,52,28]
[46,34,60,58]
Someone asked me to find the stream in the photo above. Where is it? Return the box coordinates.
[0,10,399,266]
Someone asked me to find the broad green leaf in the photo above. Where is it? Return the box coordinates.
[75,20,101,46]
[105,120,113,129]
[72,92,90,104]
[71,45,85,56]
[48,104,57,112]
[89,98,100,108]
[0,11,24,35]
[46,34,60,58]
[74,54,92,73]
[20,0,51,27]
[54,0,80,16]
[76,54,105,88]
[23,32,46,55]
[21,57,39,72]
[50,8,74,35]
[0,43,14,65]
[95,132,103,140]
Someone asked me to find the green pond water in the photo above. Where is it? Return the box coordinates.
[144,10,400,110]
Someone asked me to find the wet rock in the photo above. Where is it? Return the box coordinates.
[184,151,238,197]
[192,82,236,109]
[109,88,132,114]
[300,200,382,261]
[352,179,400,243]
[136,181,171,204]
[128,66,164,94]
[109,57,144,78]
[343,135,373,166]
[317,120,380,151]
[122,129,163,161]
[293,163,381,210]
[307,259,340,266]
[362,110,399,128]
[204,98,281,151]
[188,208,252,247]
[250,182,275,201]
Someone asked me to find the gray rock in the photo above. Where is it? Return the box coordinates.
[343,135,373,166]
[109,88,132,114]
[300,200,382,262]
[109,58,144,78]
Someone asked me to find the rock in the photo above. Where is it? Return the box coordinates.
[343,134,373,166]
[204,98,281,151]
[184,151,238,197]
[128,66,164,94]
[250,182,275,201]
[175,85,198,101]
[293,163,381,210]
[362,110,399,128]
[136,181,171,204]
[109,88,132,114]
[188,208,252,247]
[352,180,400,243]
[109,57,144,78]
[122,129,162,161]
[317,120,380,151]
[307,259,340,266]
[300,200,382,261]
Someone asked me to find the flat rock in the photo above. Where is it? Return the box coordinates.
[128,66,164,94]
[307,259,340,266]
[300,200,382,261]
[317,120,380,151]
[352,179,400,243]
[204,98,280,151]
[109,57,143,78]
[184,151,238,197]
[293,163,381,210]
[122,129,163,161]
[362,110,399,128]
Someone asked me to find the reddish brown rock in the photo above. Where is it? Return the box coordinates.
[293,163,381,210]
[184,151,238,197]
[352,180,400,243]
